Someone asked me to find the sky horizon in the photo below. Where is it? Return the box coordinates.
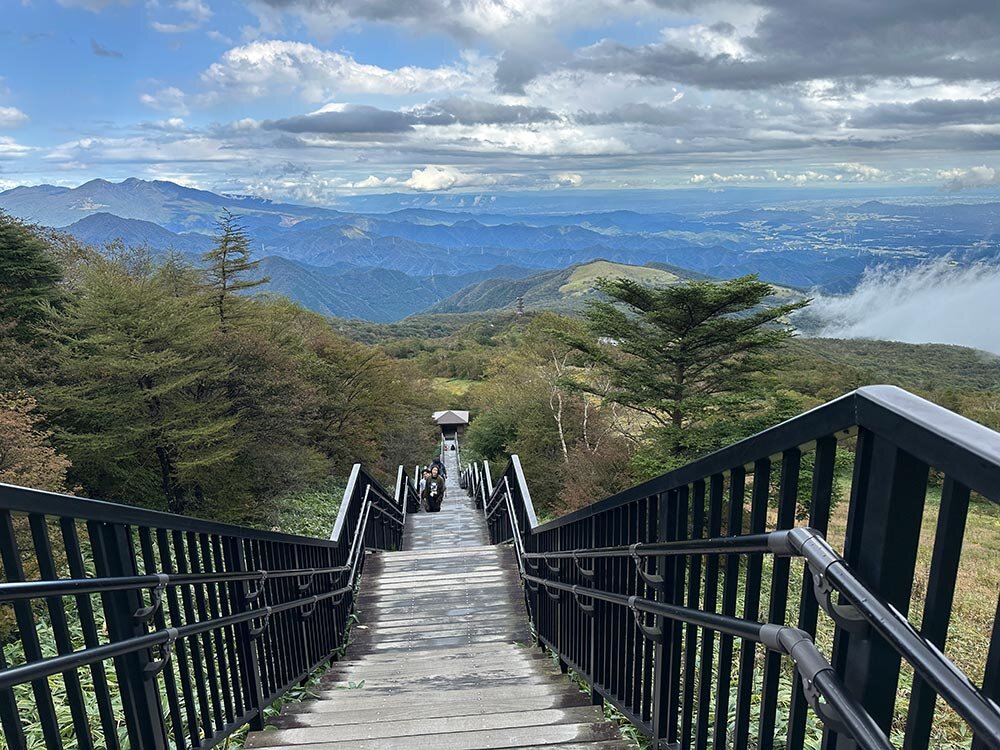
[1,0,999,204]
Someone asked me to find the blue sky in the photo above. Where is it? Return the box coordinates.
[1,0,999,203]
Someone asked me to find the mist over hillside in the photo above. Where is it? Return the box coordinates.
[805,261,1000,355]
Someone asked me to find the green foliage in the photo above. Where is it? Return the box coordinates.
[44,249,239,514]
[0,212,63,342]
[563,274,808,473]
[275,479,345,538]
[202,209,268,328]
[0,218,429,528]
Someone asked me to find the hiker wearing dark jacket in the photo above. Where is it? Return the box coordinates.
[429,456,447,480]
[422,465,445,512]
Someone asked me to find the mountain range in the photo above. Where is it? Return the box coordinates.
[2,178,998,321]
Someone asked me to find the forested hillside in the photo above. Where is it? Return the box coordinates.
[0,212,437,529]
[350,297,1000,520]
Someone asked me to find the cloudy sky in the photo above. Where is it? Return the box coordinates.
[1,0,999,202]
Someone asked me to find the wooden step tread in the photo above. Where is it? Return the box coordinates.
[245,460,631,750]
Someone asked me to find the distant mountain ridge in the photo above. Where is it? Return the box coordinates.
[258,257,537,322]
[4,177,1000,320]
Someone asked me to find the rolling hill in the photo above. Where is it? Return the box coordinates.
[427,260,728,314]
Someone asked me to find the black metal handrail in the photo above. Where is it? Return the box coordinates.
[395,464,422,516]
[0,462,404,750]
[478,385,1000,750]
[462,459,493,508]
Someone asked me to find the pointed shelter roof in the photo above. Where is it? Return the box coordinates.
[432,410,470,425]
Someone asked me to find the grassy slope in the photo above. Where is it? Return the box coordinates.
[788,337,1000,393]
[425,259,705,315]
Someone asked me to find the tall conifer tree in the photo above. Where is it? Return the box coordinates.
[563,274,808,469]
[202,209,268,327]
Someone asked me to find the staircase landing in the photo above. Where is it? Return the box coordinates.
[246,452,630,749]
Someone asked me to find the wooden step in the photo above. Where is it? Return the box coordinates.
[245,459,631,750]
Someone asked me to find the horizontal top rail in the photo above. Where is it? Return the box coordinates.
[0,480,345,547]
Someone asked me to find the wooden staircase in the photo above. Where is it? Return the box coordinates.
[245,452,631,749]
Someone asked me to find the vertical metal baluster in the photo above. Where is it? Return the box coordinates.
[29,513,94,749]
[972,594,999,750]
[902,477,970,750]
[734,458,770,750]
[186,530,225,734]
[788,437,837,750]
[197,533,235,726]
[666,485,689,745]
[224,536,265,731]
[171,529,213,737]
[758,449,801,750]
[155,528,200,748]
[592,514,606,706]
[136,527,185,750]
[0,510,64,750]
[186,531,226,734]
[615,505,627,704]
[252,540,274,700]
[211,535,245,719]
[695,474,724,750]
[88,520,169,750]
[641,495,657,727]
[624,502,639,715]
[713,467,746,750]
[836,436,929,750]
[681,480,705,750]
[0,642,26,750]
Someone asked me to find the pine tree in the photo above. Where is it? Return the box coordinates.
[202,209,268,327]
[563,274,809,469]
[45,254,240,513]
[0,212,63,341]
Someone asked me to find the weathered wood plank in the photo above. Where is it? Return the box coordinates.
[246,449,630,749]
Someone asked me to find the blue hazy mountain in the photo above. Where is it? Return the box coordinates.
[64,212,216,255]
[3,178,999,319]
[258,257,537,322]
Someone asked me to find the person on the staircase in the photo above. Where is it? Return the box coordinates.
[417,467,431,512]
[429,455,447,482]
[422,465,445,512]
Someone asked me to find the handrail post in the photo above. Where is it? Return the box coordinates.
[224,536,266,730]
[651,489,681,747]
[830,429,930,750]
[89,521,169,750]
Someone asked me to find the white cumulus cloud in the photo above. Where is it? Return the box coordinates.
[201,41,477,102]
[151,0,213,33]
[0,107,29,128]
[0,136,33,158]
[351,166,503,192]
[139,86,190,115]
[938,165,999,191]
[553,172,582,187]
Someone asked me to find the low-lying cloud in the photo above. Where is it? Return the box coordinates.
[807,261,1000,355]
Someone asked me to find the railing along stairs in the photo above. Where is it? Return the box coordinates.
[464,385,1000,750]
[0,463,407,750]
